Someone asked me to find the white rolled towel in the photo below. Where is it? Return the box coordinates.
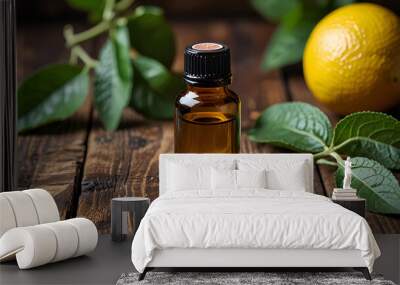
[23,189,60,224]
[0,218,98,269]
[0,196,17,237]
[0,189,60,237]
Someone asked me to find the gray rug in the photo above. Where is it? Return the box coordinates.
[116,272,395,285]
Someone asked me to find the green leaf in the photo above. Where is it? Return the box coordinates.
[66,0,105,22]
[127,6,176,68]
[336,157,400,214]
[132,55,183,95]
[250,0,299,22]
[130,55,185,119]
[18,64,89,132]
[261,3,325,71]
[94,26,132,130]
[332,112,400,170]
[129,69,179,120]
[248,102,332,153]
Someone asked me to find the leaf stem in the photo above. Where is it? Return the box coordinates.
[69,48,78,65]
[313,148,332,159]
[115,0,135,12]
[71,46,99,68]
[329,151,344,165]
[316,159,337,167]
[330,136,391,155]
[64,22,110,48]
[103,0,116,21]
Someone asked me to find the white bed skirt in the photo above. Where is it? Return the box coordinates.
[148,248,366,268]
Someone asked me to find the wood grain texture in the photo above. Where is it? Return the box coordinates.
[16,23,93,219]
[77,110,173,232]
[17,101,91,219]
[230,21,274,129]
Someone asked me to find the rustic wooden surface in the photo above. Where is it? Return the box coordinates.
[17,20,400,233]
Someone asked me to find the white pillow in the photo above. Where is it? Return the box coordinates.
[238,159,307,191]
[237,169,267,189]
[266,167,306,191]
[211,169,267,190]
[167,162,211,191]
[212,169,236,190]
[166,159,236,192]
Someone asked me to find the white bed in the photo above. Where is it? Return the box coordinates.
[131,154,380,280]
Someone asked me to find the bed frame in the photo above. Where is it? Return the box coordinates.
[139,154,371,280]
[140,248,370,280]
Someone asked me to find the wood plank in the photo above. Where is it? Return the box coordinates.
[230,21,273,129]
[240,71,287,154]
[17,101,92,220]
[77,110,173,233]
[286,73,400,233]
[17,23,93,219]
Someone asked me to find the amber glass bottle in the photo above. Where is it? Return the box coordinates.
[175,42,241,153]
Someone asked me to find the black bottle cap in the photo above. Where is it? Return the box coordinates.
[184,42,231,86]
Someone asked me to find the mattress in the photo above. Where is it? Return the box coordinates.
[131,190,380,273]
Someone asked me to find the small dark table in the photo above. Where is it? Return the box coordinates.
[332,198,366,218]
[111,197,150,241]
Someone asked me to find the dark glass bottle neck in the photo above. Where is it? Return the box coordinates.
[187,84,228,94]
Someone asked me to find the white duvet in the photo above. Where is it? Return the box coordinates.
[131,190,380,273]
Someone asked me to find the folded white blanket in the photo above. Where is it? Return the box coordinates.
[131,190,380,273]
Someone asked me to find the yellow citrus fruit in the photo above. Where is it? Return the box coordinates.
[303,3,400,114]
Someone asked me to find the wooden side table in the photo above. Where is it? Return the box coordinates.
[111,197,150,241]
[332,198,366,218]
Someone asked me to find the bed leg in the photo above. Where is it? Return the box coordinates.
[138,268,147,281]
[362,268,372,280]
[354,267,371,280]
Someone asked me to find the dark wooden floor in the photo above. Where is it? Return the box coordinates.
[17,20,400,233]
